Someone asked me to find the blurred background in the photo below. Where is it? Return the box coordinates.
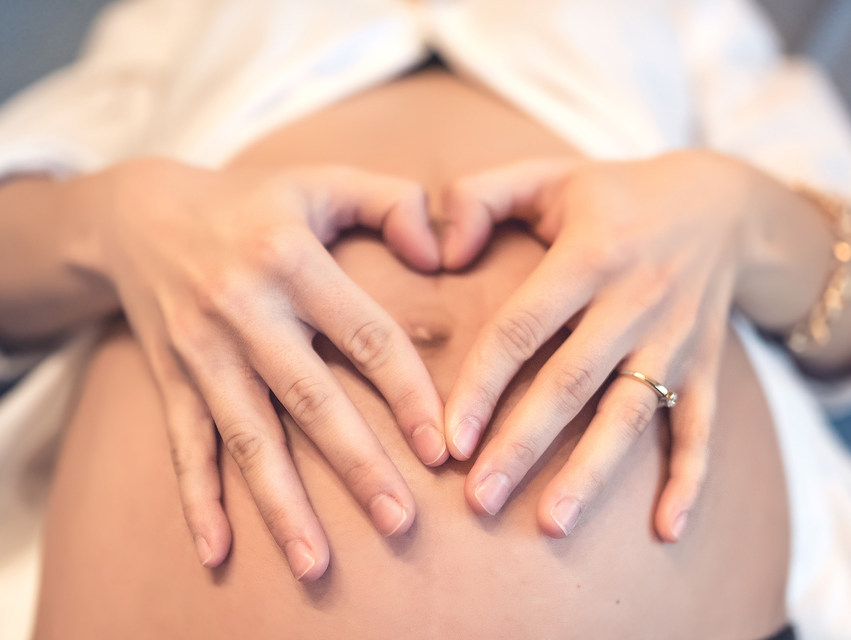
[1,0,851,109]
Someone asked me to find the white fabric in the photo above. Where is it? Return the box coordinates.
[737,317,851,639]
[1,1,851,638]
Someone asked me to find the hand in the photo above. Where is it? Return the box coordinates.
[81,158,448,580]
[439,151,777,542]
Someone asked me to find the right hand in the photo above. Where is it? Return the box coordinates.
[75,158,447,580]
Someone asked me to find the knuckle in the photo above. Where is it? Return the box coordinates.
[282,374,333,427]
[583,466,609,502]
[507,437,539,470]
[194,269,249,322]
[341,456,382,494]
[492,310,547,362]
[474,381,502,415]
[611,396,657,440]
[169,444,194,480]
[258,227,314,283]
[549,361,597,416]
[342,319,394,372]
[164,309,210,369]
[224,426,267,472]
[628,263,682,315]
[665,295,705,345]
[681,418,712,453]
[582,240,627,279]
[260,503,295,540]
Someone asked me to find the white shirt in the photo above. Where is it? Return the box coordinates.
[1,1,850,638]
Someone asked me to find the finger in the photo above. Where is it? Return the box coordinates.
[654,379,714,542]
[241,323,418,539]
[146,345,232,568]
[444,246,619,462]
[441,158,580,269]
[292,166,438,271]
[462,297,642,516]
[655,316,726,542]
[535,370,666,538]
[289,249,447,467]
[183,348,331,582]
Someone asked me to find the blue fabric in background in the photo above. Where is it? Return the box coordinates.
[0,0,113,106]
[831,414,851,449]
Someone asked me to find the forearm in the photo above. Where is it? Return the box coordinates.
[0,174,118,347]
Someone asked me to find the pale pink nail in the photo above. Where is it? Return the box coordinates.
[369,494,408,537]
[285,540,316,581]
[550,499,581,537]
[195,536,213,567]
[452,416,483,460]
[671,511,689,541]
[412,424,447,466]
[474,472,512,515]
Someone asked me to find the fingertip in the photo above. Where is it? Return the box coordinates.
[671,511,689,541]
[195,535,213,566]
[440,220,490,271]
[369,493,415,537]
[411,423,449,467]
[655,508,689,544]
[546,497,582,539]
[440,222,462,270]
[286,539,330,582]
[537,500,566,539]
[655,484,695,543]
[383,186,440,272]
[440,183,491,270]
[446,415,484,461]
[193,508,232,568]
[384,223,440,272]
[469,471,512,516]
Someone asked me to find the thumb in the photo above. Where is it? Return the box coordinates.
[440,158,581,270]
[292,166,438,272]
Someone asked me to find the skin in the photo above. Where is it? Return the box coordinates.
[0,69,844,581]
[438,152,841,542]
[34,228,790,639]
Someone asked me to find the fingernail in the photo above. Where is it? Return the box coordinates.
[671,511,689,541]
[452,416,483,460]
[412,424,447,466]
[285,540,316,581]
[474,472,512,515]
[195,536,213,567]
[369,494,408,537]
[550,499,581,537]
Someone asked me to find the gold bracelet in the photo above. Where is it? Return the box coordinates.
[786,185,851,354]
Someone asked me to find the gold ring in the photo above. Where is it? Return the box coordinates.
[617,370,677,408]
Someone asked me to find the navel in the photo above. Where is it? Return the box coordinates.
[406,321,452,351]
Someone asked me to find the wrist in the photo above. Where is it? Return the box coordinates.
[59,169,115,279]
[733,168,835,333]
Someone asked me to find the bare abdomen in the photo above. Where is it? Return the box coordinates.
[35,71,790,640]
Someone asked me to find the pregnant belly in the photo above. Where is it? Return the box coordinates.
[222,71,791,637]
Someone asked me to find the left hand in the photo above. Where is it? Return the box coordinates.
[439,151,773,542]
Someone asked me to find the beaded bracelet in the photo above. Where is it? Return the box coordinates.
[786,185,851,354]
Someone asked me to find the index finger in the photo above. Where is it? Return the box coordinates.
[445,240,596,460]
[289,242,449,467]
